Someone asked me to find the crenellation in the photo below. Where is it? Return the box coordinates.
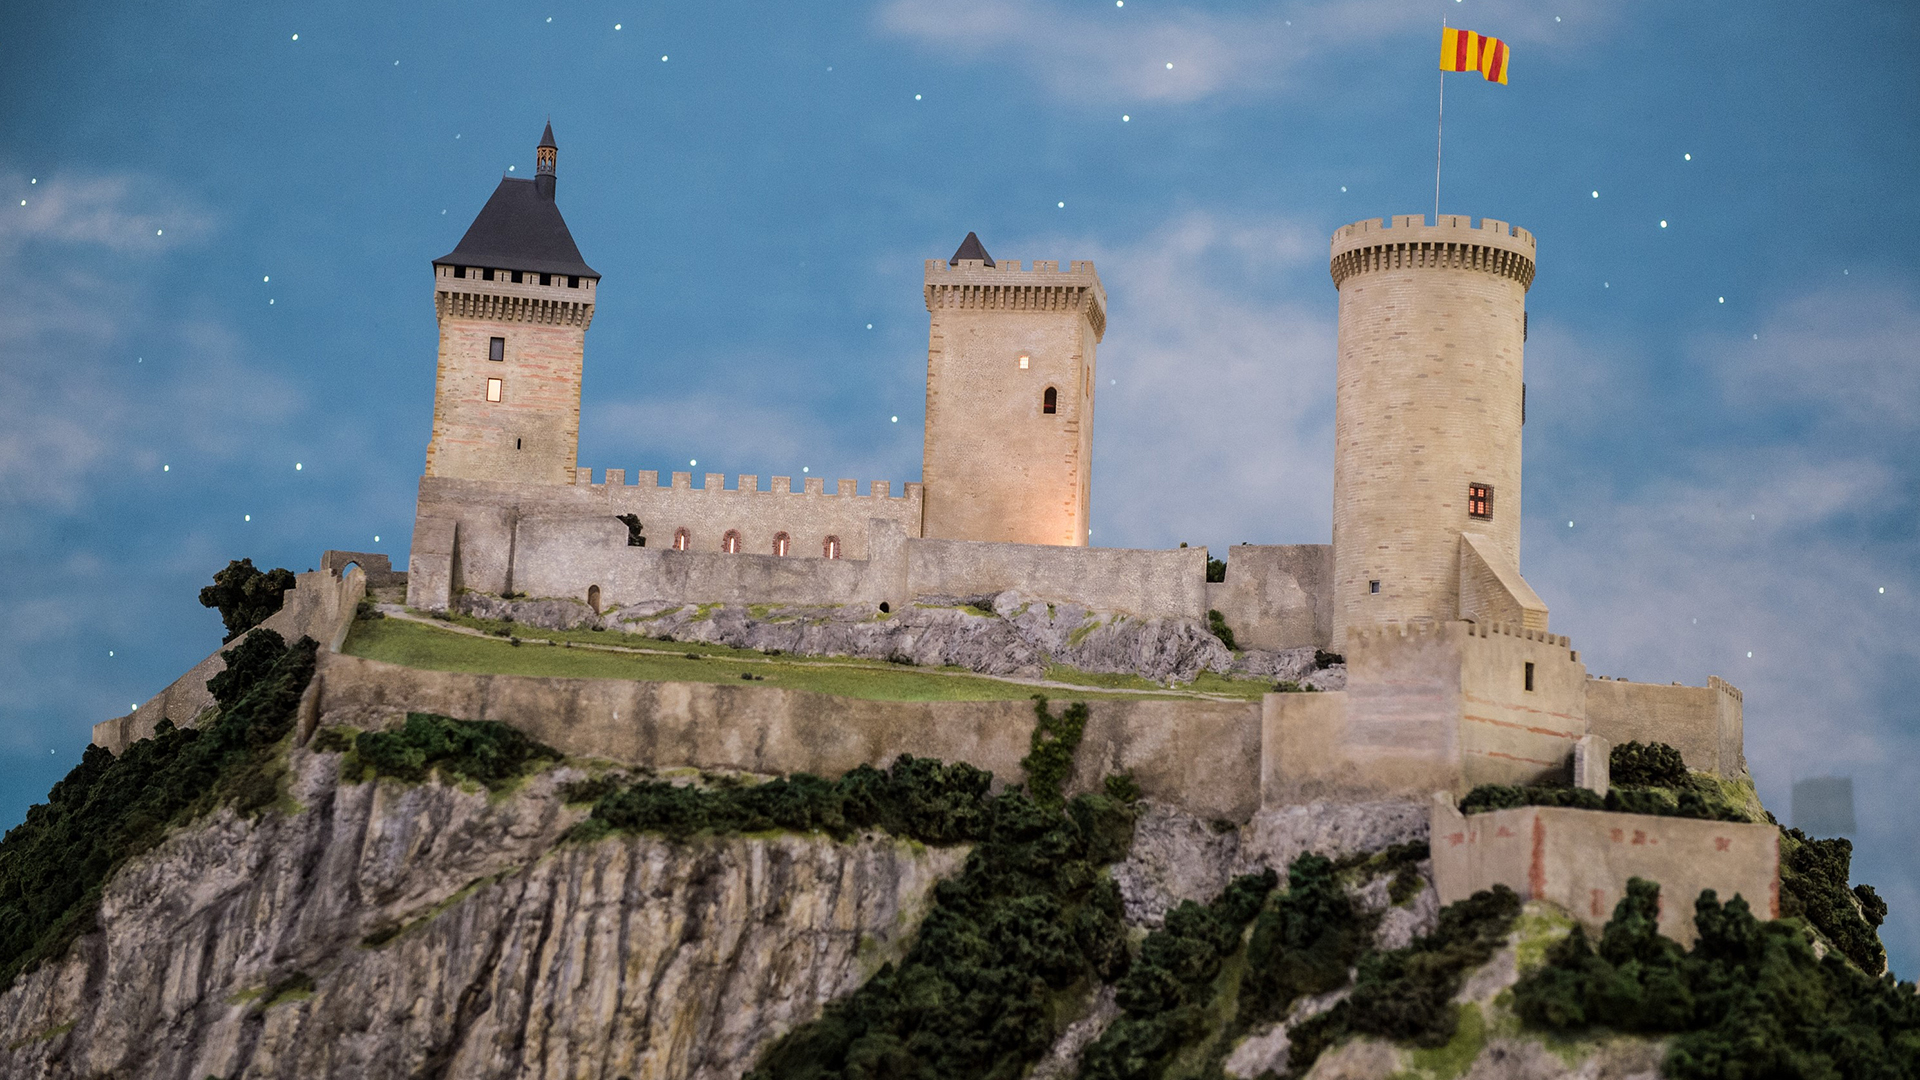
[704,472,725,491]
[739,474,758,493]
[836,478,856,496]
[672,471,691,489]
[771,475,791,493]
[803,477,824,495]
[604,468,624,487]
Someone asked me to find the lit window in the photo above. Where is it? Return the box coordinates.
[486,377,503,402]
[1043,387,1057,414]
[773,532,790,557]
[823,535,841,559]
[722,530,742,554]
[1468,483,1493,520]
[1018,354,1030,369]
[672,528,690,551]
[489,337,505,361]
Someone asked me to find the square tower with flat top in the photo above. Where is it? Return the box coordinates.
[425,123,599,486]
[921,233,1106,546]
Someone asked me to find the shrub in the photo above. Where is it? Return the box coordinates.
[1022,695,1088,809]
[352,713,560,791]
[0,631,317,991]
[1609,741,1690,788]
[1205,609,1237,652]
[1205,557,1226,583]
[1777,827,1887,975]
[1236,854,1366,1031]
[1458,783,1746,823]
[198,558,297,642]
[1513,879,1920,1078]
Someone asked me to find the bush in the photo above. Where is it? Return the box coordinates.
[1205,557,1226,583]
[1609,741,1690,788]
[1080,868,1278,1080]
[1235,854,1367,1031]
[1022,695,1088,809]
[1458,783,1747,823]
[1205,609,1237,652]
[0,631,317,990]
[198,558,297,642]
[352,713,560,791]
[1513,879,1920,1078]
[1777,828,1887,975]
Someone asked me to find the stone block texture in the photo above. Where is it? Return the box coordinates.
[424,265,595,486]
[1329,215,1536,650]
[921,258,1106,547]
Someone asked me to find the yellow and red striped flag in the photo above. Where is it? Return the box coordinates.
[1441,27,1509,84]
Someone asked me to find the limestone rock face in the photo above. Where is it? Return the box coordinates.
[0,752,963,1080]
[457,590,1328,687]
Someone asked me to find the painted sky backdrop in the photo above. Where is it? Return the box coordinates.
[3,1,1915,973]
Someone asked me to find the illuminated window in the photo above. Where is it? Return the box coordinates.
[489,337,505,361]
[1468,483,1493,519]
[1018,354,1030,369]
[722,530,742,554]
[485,377,503,402]
[672,528,690,551]
[1043,386,1057,414]
[772,532,790,557]
[823,535,841,559]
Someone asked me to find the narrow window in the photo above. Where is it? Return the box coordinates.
[672,528,690,551]
[1369,579,1381,594]
[772,532,790,557]
[489,337,505,361]
[722,530,742,554]
[1043,386,1058,414]
[485,377,503,402]
[1468,483,1493,520]
[823,535,841,559]
[515,437,522,449]
[587,585,601,614]
[1524,661,1536,692]
[1018,353,1030,370]
[1521,383,1526,425]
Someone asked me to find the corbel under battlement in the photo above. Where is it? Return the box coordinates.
[434,263,596,328]
[923,257,1107,341]
[1328,213,1536,291]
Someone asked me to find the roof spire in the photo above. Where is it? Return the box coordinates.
[949,231,994,267]
[535,121,557,200]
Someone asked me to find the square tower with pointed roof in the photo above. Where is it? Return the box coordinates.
[424,123,600,486]
[921,234,1106,546]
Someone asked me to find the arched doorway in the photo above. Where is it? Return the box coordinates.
[587,584,601,613]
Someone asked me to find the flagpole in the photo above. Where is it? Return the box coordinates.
[1435,19,1446,220]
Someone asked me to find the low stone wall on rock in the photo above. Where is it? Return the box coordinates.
[1585,675,1746,779]
[1204,544,1334,652]
[91,566,368,753]
[303,653,1268,824]
[1430,793,1779,946]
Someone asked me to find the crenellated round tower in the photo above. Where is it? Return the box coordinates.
[1328,214,1538,651]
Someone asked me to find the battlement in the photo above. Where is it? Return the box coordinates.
[1708,675,1744,702]
[1471,620,1572,650]
[434,263,596,328]
[1328,214,1536,291]
[923,257,1107,341]
[580,470,920,500]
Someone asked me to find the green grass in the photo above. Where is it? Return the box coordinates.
[1041,664,1274,701]
[345,616,1195,703]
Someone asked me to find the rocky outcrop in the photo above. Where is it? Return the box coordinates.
[456,590,1347,689]
[0,751,963,1080]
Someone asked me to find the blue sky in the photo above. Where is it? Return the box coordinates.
[3,1,1915,974]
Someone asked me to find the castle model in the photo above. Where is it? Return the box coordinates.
[99,126,1778,945]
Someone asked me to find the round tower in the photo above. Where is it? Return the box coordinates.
[1328,214,1536,651]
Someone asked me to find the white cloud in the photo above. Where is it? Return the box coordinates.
[877,0,1623,105]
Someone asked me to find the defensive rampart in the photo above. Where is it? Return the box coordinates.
[1204,545,1334,651]
[91,566,366,752]
[1584,675,1747,778]
[1430,794,1779,946]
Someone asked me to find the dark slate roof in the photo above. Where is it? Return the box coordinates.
[949,231,994,267]
[538,121,557,149]
[435,176,598,279]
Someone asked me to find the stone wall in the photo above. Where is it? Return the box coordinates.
[1456,532,1548,630]
[303,653,1266,823]
[1204,544,1334,651]
[906,538,1208,619]
[92,565,368,753]
[1585,675,1747,778]
[1430,794,1779,946]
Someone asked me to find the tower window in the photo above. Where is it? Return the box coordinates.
[672,528,690,551]
[1524,661,1536,692]
[1369,579,1380,594]
[1018,354,1030,369]
[569,275,580,288]
[1468,483,1493,519]
[1043,387,1058,414]
[485,378,503,403]
[483,268,495,281]
[823,535,841,559]
[539,273,551,286]
[515,437,522,450]
[772,532,790,557]
[722,530,742,554]
[489,337,505,361]
[511,270,523,284]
